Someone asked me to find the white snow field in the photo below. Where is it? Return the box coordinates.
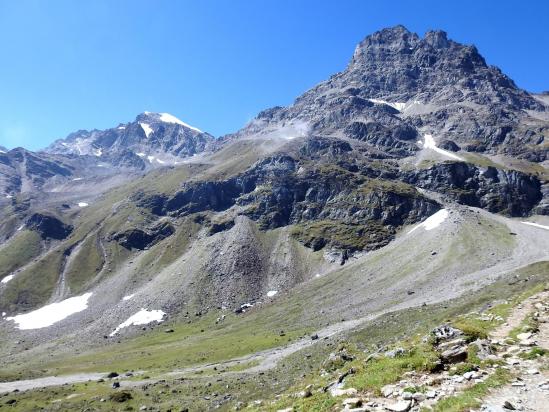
[1,275,14,284]
[408,209,449,234]
[6,293,93,330]
[421,134,464,161]
[109,309,166,336]
[159,113,203,133]
[139,122,153,138]
[78,202,89,207]
[368,98,406,112]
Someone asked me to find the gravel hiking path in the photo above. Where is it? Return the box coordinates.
[481,290,549,412]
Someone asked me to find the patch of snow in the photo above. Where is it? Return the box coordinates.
[267,290,278,297]
[139,122,153,138]
[72,178,83,181]
[1,275,14,284]
[17,224,24,231]
[147,155,155,163]
[408,209,449,234]
[156,158,166,164]
[521,222,549,231]
[1,312,5,317]
[122,294,135,301]
[117,126,126,130]
[0,149,5,153]
[6,293,93,330]
[136,152,146,157]
[109,308,166,336]
[93,148,102,157]
[159,113,202,133]
[78,202,89,208]
[5,195,12,199]
[369,98,406,112]
[421,134,464,161]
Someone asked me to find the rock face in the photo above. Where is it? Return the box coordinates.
[137,153,440,253]
[0,148,74,194]
[111,221,175,250]
[26,213,73,240]
[405,163,543,216]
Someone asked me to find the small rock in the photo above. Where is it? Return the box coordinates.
[385,400,412,412]
[463,371,480,380]
[412,393,425,402]
[425,390,437,399]
[112,382,121,389]
[516,332,533,341]
[401,392,413,400]
[311,334,319,340]
[164,328,175,333]
[526,368,539,375]
[331,387,358,397]
[385,348,406,358]
[106,372,119,378]
[382,385,396,397]
[342,397,364,407]
[503,400,516,410]
[298,389,312,398]
[440,346,468,364]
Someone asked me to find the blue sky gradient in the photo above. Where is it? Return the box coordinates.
[1,0,548,150]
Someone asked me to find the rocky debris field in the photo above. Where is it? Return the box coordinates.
[255,289,549,412]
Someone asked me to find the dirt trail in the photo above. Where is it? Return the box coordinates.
[0,373,105,394]
[481,290,549,412]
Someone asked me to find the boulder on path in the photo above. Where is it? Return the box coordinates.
[385,400,412,412]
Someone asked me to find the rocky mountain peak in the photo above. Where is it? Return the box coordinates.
[423,29,450,48]
[44,111,213,165]
[351,25,419,61]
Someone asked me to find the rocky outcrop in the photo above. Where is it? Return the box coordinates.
[26,213,73,240]
[137,154,439,253]
[111,221,175,250]
[405,163,542,216]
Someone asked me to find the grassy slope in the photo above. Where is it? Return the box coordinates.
[2,261,547,411]
[0,230,42,282]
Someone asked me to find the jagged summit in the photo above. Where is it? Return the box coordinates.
[238,26,547,161]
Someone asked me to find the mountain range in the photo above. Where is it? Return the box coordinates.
[0,26,548,411]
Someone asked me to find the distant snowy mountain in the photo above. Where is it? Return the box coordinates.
[45,112,215,166]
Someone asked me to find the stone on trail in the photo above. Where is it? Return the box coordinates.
[503,400,516,410]
[331,387,358,397]
[385,399,412,412]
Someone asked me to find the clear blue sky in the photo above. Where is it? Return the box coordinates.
[1,0,548,150]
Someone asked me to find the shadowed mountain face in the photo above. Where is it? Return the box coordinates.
[0,28,548,399]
